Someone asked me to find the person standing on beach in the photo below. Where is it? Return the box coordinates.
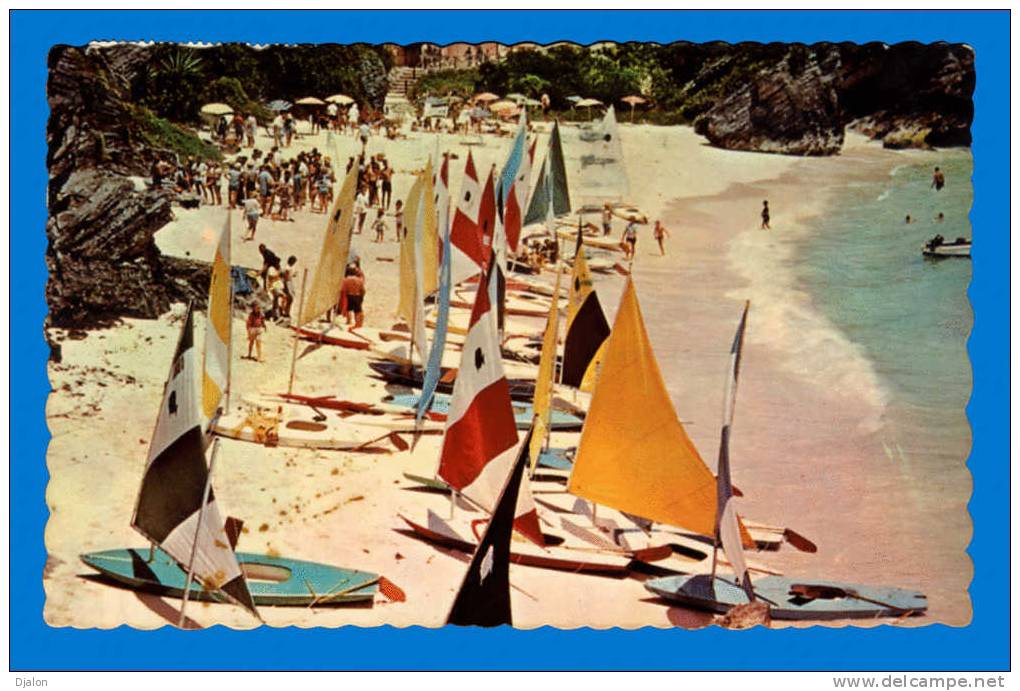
[380,158,393,209]
[761,200,771,230]
[359,121,370,153]
[602,204,613,236]
[245,113,257,148]
[227,163,241,209]
[341,263,367,328]
[931,166,945,191]
[622,218,639,260]
[243,195,261,240]
[653,220,670,256]
[258,165,274,217]
[393,199,404,240]
[281,255,298,321]
[246,304,266,361]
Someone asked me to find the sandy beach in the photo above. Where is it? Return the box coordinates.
[44,122,972,629]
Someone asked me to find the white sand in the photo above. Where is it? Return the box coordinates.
[44,123,970,629]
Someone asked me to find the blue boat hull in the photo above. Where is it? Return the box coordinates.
[645,574,927,620]
[81,548,379,607]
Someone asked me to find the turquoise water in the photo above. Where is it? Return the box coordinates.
[798,152,973,464]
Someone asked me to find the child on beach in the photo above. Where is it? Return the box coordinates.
[246,304,266,361]
[602,204,613,236]
[653,220,670,256]
[243,195,261,240]
[393,199,404,240]
[761,200,771,229]
[372,206,388,243]
[275,173,292,221]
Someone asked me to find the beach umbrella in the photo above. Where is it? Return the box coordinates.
[325,94,354,105]
[473,92,500,103]
[566,95,582,104]
[576,98,604,120]
[200,102,233,116]
[523,98,542,107]
[506,92,527,104]
[621,95,647,122]
[295,97,326,106]
[489,99,518,113]
[267,99,292,112]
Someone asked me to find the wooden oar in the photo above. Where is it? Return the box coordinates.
[789,583,917,614]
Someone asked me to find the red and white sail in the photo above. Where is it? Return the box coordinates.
[437,263,545,546]
[449,152,484,286]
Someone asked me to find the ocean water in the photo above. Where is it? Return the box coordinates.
[797,151,973,474]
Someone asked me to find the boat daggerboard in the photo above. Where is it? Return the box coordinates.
[524,120,571,227]
[297,156,359,328]
[567,278,751,545]
[202,214,232,422]
[132,305,258,616]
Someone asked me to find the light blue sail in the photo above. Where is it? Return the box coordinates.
[416,199,452,426]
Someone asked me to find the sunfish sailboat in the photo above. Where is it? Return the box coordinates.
[640,302,927,620]
[82,219,394,618]
[398,261,663,573]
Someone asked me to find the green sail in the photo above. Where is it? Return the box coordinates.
[524,120,571,226]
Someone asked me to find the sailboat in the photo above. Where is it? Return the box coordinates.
[398,260,667,574]
[81,218,394,618]
[642,303,928,620]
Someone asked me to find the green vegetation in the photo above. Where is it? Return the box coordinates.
[408,68,480,106]
[128,105,222,162]
[405,43,801,125]
[200,77,273,122]
[131,43,390,125]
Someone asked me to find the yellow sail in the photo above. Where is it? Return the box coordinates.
[202,214,231,421]
[562,240,609,389]
[420,159,439,297]
[568,278,723,539]
[529,268,562,469]
[298,157,358,327]
[397,170,424,324]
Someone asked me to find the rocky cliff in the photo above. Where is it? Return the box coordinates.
[695,42,974,155]
[46,44,210,330]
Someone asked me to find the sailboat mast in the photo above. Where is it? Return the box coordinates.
[287,269,309,396]
[178,436,221,628]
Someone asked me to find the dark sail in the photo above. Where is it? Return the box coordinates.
[447,428,534,627]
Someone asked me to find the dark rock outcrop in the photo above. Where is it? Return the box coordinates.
[46,45,209,330]
[696,46,844,156]
[694,42,974,155]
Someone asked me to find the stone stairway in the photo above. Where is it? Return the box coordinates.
[387,66,419,98]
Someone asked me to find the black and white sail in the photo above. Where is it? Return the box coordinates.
[446,427,534,627]
[131,304,258,616]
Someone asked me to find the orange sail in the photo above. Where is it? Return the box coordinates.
[568,278,750,543]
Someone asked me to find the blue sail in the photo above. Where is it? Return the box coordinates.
[416,206,453,426]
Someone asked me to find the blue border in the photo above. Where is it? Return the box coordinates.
[11,10,1009,671]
